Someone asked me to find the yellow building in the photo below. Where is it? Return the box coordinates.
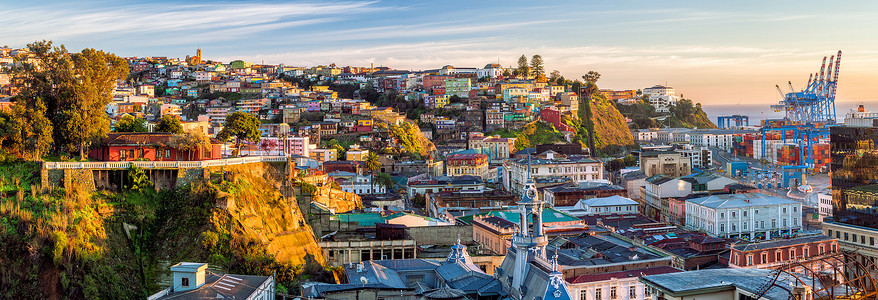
[346,145,369,162]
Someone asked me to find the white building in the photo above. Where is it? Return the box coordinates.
[329,171,386,195]
[685,193,802,240]
[688,130,735,152]
[477,63,504,79]
[557,195,639,217]
[503,153,603,196]
[642,85,679,112]
[148,262,274,300]
[631,129,657,142]
[568,266,680,300]
[674,145,712,169]
[654,128,691,143]
[818,193,833,220]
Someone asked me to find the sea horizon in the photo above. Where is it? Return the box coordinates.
[701,100,878,126]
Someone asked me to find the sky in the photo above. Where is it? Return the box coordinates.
[4,0,878,107]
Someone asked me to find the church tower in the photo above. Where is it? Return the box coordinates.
[510,157,548,289]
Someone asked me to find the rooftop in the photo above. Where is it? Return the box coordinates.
[732,235,836,252]
[687,193,799,209]
[640,268,808,300]
[567,266,682,284]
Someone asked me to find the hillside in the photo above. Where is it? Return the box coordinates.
[387,121,436,159]
[0,161,334,299]
[580,93,636,153]
[617,98,717,129]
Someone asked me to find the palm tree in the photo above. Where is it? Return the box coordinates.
[364,152,382,194]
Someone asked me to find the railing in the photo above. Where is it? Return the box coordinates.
[43,156,289,170]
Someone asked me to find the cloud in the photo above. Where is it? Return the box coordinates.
[0,1,389,45]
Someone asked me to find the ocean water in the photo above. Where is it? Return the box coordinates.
[701,100,878,125]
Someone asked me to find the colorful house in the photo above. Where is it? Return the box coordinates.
[88,133,223,162]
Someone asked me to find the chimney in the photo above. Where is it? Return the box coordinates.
[169,262,208,292]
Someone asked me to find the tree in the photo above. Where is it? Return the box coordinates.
[502,69,511,77]
[4,100,53,160]
[364,152,382,193]
[375,173,395,193]
[217,111,261,156]
[517,55,529,78]
[580,71,602,156]
[549,70,561,84]
[10,41,128,158]
[259,139,278,155]
[171,131,211,161]
[114,115,147,132]
[530,55,544,77]
[155,115,184,133]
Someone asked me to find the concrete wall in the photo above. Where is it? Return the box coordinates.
[407,225,473,246]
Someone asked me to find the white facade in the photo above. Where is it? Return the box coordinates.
[674,145,712,169]
[558,195,639,217]
[689,131,735,151]
[654,129,691,143]
[685,193,802,240]
[338,174,386,195]
[632,129,657,142]
[477,63,504,79]
[570,277,653,300]
[642,85,679,110]
[503,157,603,196]
[818,193,833,219]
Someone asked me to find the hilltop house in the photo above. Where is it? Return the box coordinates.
[89,132,223,162]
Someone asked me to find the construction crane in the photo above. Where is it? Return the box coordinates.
[773,50,842,124]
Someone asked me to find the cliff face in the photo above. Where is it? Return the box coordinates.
[585,94,636,151]
[0,161,331,299]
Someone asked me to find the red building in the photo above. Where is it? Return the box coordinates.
[729,235,838,269]
[422,75,450,93]
[540,107,572,132]
[89,133,222,161]
[323,161,362,175]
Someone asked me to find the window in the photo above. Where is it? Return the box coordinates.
[744,210,748,217]
[610,287,617,299]
[720,224,725,233]
[629,286,636,298]
[580,290,587,300]
[783,207,787,213]
[783,219,787,227]
[732,224,736,231]
[761,221,765,228]
[595,288,602,300]
[862,236,867,244]
[772,219,776,228]
[853,234,858,242]
[819,245,825,255]
[721,212,725,219]
[803,248,809,257]
[747,255,754,266]
[755,209,759,214]
[644,287,652,297]
[120,150,127,160]
[743,222,748,229]
[872,237,875,246]
[828,229,833,236]
[761,253,768,264]
[775,251,782,261]
[181,277,190,287]
[845,233,849,240]
[789,249,796,259]
[732,211,736,218]
[793,218,797,226]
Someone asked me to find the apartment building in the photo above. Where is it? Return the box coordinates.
[685,193,802,241]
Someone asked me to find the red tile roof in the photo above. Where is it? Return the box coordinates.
[566,266,682,284]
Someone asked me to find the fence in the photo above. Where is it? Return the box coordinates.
[43,156,289,170]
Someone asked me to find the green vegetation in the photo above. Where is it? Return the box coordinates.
[615,98,717,129]
[7,41,129,159]
[388,122,434,159]
[0,161,334,298]
[217,111,262,155]
[495,121,566,150]
[114,115,148,133]
[155,115,184,134]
